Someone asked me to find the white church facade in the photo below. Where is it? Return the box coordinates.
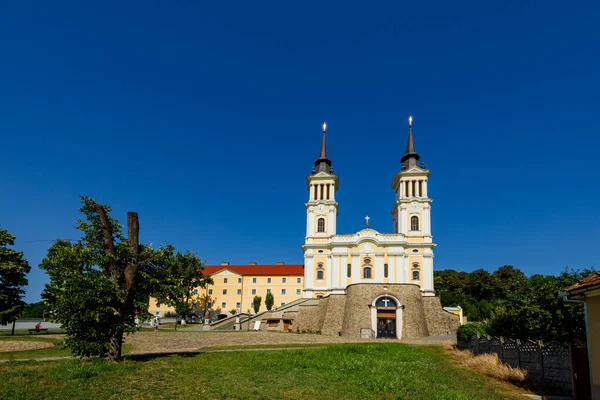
[303,118,435,299]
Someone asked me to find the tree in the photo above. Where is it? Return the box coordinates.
[198,292,217,322]
[22,301,47,319]
[0,228,31,334]
[485,267,596,342]
[252,295,262,314]
[152,246,211,330]
[265,292,274,311]
[40,197,158,361]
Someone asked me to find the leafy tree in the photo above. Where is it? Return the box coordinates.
[198,292,217,321]
[485,267,596,342]
[21,301,47,319]
[0,228,31,332]
[493,265,526,299]
[265,292,274,311]
[152,246,211,330]
[40,197,159,361]
[252,295,262,313]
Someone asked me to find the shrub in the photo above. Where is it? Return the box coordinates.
[457,323,486,342]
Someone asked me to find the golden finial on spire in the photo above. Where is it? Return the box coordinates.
[408,116,413,127]
[322,122,327,133]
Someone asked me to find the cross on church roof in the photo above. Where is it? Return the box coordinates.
[365,215,370,228]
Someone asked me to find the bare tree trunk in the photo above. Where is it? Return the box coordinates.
[11,320,15,336]
[97,208,140,362]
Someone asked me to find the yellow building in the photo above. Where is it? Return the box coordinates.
[565,272,600,400]
[148,262,304,317]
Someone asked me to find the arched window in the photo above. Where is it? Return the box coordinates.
[412,270,420,280]
[384,264,389,278]
[347,264,352,278]
[410,216,419,231]
[317,270,324,280]
[317,218,325,232]
[375,296,397,308]
[363,267,372,279]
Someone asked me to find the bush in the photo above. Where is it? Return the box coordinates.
[457,323,486,342]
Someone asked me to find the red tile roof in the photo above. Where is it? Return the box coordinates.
[565,271,600,293]
[203,264,304,276]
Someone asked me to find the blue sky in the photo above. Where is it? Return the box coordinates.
[1,1,598,303]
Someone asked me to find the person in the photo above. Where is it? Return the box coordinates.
[153,317,159,331]
[35,322,41,332]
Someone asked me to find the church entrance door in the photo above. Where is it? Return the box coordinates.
[376,310,396,338]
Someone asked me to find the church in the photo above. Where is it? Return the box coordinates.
[149,118,460,339]
[256,118,459,339]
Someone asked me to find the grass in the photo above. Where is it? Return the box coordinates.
[0,336,131,360]
[441,342,528,386]
[0,343,520,399]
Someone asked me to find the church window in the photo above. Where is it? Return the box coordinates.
[296,289,301,295]
[252,289,256,295]
[296,277,301,283]
[317,218,325,232]
[317,270,324,280]
[384,264,389,278]
[222,289,227,295]
[267,277,272,283]
[412,181,416,197]
[411,216,419,231]
[413,270,420,280]
[224,278,228,284]
[320,184,324,200]
[347,264,351,278]
[252,278,257,283]
[237,289,242,295]
[412,249,418,253]
[375,297,397,308]
[282,278,287,283]
[318,263,323,268]
[363,267,372,279]
[281,289,286,295]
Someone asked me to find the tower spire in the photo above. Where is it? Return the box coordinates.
[401,116,420,170]
[314,122,332,174]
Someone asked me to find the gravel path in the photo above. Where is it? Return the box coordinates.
[124,331,454,354]
[0,340,53,352]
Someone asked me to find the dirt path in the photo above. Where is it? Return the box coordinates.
[0,341,53,352]
[124,331,455,353]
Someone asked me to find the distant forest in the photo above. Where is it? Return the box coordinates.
[435,265,596,342]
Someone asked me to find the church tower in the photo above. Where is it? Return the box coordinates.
[391,117,435,295]
[303,123,339,298]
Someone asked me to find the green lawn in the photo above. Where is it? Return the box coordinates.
[0,343,519,399]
